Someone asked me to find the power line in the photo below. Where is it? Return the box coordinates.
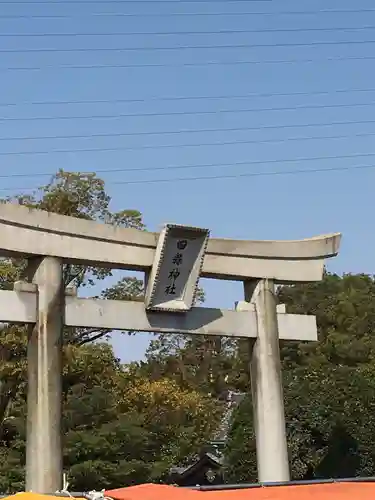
[3,54,375,71]
[3,100,375,123]
[1,159,375,192]
[1,152,375,179]
[2,118,375,146]
[77,162,375,186]
[2,26,375,37]
[1,130,375,156]
[0,0,272,4]
[1,86,374,108]
[3,39,375,54]
[2,8,375,18]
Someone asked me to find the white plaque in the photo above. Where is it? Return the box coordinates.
[145,224,209,312]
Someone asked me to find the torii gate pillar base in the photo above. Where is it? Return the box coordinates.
[244,279,290,483]
[26,257,64,493]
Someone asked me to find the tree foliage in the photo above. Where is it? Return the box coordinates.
[139,272,375,482]
[0,340,221,492]
[0,170,145,427]
[0,170,221,491]
[225,273,375,482]
[118,373,220,466]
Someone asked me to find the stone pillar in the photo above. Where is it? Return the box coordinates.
[26,257,64,493]
[244,279,290,483]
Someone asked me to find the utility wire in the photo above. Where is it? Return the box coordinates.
[2,161,375,192]
[2,118,375,145]
[1,86,374,108]
[3,100,375,123]
[0,132,375,155]
[3,54,375,71]
[3,39,375,53]
[2,5,374,190]
[76,162,375,186]
[2,26,375,37]
[1,130,375,156]
[0,0,275,4]
[2,8,375,18]
[1,152,375,179]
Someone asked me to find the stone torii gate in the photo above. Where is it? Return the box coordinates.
[0,203,341,492]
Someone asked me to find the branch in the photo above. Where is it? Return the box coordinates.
[63,264,86,288]
[0,377,20,438]
[76,329,111,346]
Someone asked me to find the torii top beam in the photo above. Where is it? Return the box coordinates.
[0,203,341,283]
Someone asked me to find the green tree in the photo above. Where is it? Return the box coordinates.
[118,371,221,465]
[278,273,375,368]
[0,169,144,429]
[0,341,221,492]
[61,344,164,490]
[141,332,244,399]
[225,273,375,482]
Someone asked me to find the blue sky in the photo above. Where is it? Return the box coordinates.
[1,0,375,361]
